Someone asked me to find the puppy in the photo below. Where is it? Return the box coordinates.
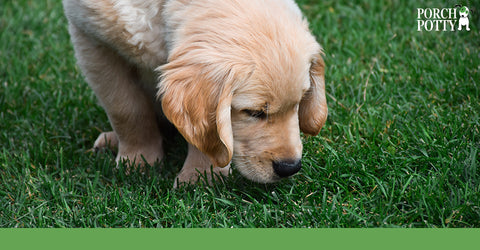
[63,0,328,187]
[458,6,470,31]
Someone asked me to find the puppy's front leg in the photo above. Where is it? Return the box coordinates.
[69,24,164,171]
[93,131,118,152]
[174,143,231,188]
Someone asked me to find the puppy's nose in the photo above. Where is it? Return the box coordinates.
[273,159,302,178]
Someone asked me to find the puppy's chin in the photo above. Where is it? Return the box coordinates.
[232,156,281,183]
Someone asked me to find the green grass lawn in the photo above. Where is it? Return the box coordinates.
[1,0,479,228]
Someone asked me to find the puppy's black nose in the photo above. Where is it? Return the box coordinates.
[273,159,302,178]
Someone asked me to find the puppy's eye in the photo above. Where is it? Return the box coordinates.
[243,109,267,119]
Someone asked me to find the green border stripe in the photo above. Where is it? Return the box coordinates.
[1,229,479,249]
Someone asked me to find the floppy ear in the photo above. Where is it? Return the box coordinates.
[158,63,233,168]
[299,53,328,135]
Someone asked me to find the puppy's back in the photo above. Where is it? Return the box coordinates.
[63,0,168,68]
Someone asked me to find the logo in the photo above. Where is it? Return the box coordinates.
[458,6,471,31]
[417,5,471,31]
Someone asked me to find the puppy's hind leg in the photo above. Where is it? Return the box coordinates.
[69,24,164,171]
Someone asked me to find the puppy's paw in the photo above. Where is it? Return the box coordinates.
[93,131,119,151]
[173,165,231,188]
[115,146,164,175]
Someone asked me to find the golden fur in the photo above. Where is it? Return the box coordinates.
[63,0,328,186]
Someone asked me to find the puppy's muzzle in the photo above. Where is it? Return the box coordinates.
[273,159,302,178]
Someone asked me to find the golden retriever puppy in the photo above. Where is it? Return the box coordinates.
[63,0,328,187]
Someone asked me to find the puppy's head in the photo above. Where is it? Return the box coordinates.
[159,0,327,183]
[459,6,469,17]
[228,48,327,183]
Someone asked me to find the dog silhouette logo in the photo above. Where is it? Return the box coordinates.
[458,6,470,31]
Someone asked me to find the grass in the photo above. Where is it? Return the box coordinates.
[0,0,479,228]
